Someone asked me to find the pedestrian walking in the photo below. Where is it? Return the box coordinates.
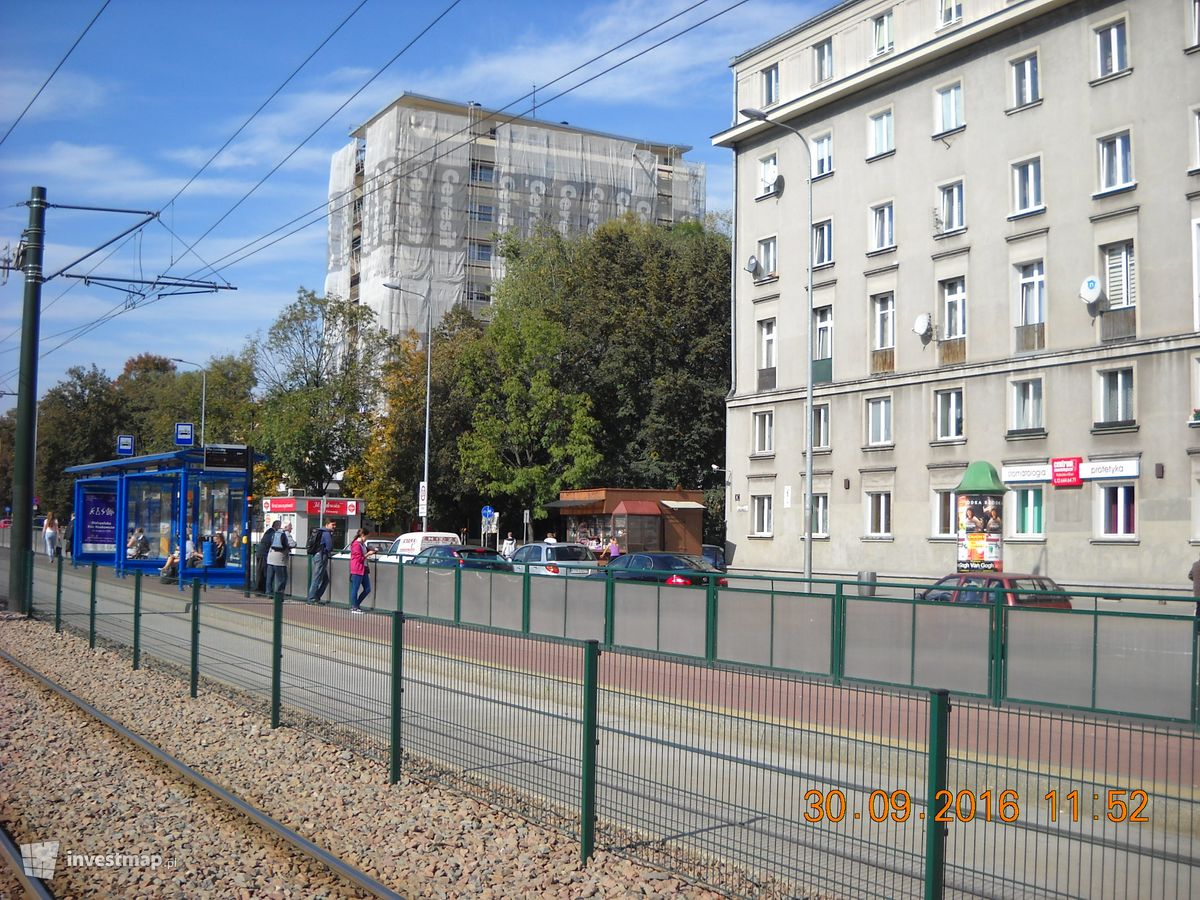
[1189,553,1200,619]
[62,513,75,559]
[43,513,60,559]
[306,520,335,604]
[501,531,516,559]
[349,528,377,614]
[266,523,295,597]
[256,520,279,593]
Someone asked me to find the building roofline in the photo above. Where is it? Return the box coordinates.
[728,0,862,68]
[351,91,693,156]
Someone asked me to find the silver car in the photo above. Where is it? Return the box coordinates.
[509,541,598,577]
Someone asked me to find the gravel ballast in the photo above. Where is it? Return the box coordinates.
[0,617,731,898]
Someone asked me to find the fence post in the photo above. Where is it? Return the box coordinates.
[924,689,950,900]
[453,565,462,623]
[189,579,200,698]
[26,550,35,615]
[88,563,97,648]
[54,554,63,633]
[831,581,845,683]
[132,571,143,670]
[521,567,531,633]
[396,558,405,614]
[580,639,600,864]
[988,586,1005,706]
[704,575,718,661]
[271,591,283,729]
[389,611,404,783]
[603,570,615,647]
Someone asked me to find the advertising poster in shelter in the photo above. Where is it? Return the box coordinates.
[81,489,117,553]
[957,493,1003,572]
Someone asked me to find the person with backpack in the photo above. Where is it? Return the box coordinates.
[255,521,279,592]
[305,520,335,604]
[265,522,295,597]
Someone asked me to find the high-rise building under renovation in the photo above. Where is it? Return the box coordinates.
[325,92,705,336]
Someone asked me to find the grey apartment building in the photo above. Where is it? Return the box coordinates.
[714,0,1200,587]
[326,93,705,336]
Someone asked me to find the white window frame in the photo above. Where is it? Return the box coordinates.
[938,0,963,28]
[1096,482,1136,538]
[933,489,957,537]
[811,493,830,537]
[867,396,893,446]
[759,153,779,195]
[814,307,833,361]
[1193,108,1200,171]
[759,318,777,371]
[762,64,780,107]
[866,491,893,537]
[469,202,495,223]
[872,292,895,350]
[1193,0,1200,48]
[1009,487,1045,538]
[1095,19,1128,79]
[1104,240,1136,309]
[869,108,894,157]
[1098,131,1133,191]
[942,277,967,340]
[470,160,495,184]
[1018,260,1046,326]
[757,236,778,278]
[1098,366,1135,423]
[468,239,493,263]
[812,403,830,449]
[813,132,833,177]
[1012,377,1044,431]
[812,219,833,266]
[1012,157,1043,214]
[873,11,894,56]
[939,180,964,232]
[752,494,774,536]
[935,81,964,133]
[753,410,775,454]
[871,202,895,250]
[935,387,964,440]
[1011,53,1039,107]
[814,38,833,83]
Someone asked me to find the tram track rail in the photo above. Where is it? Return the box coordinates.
[0,646,404,899]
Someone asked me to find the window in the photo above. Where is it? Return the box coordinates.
[940,181,964,232]
[469,202,494,223]
[759,153,778,195]
[1011,54,1039,107]
[1012,157,1043,213]
[753,410,774,454]
[869,110,894,156]
[812,493,829,537]
[871,202,895,250]
[1095,20,1128,78]
[757,236,777,278]
[812,404,830,449]
[942,277,967,339]
[936,388,964,440]
[872,293,895,350]
[867,396,892,445]
[936,82,963,133]
[1194,0,1200,47]
[1104,241,1136,308]
[762,64,780,106]
[814,307,833,361]
[466,284,491,306]
[939,0,963,27]
[468,240,492,263]
[813,133,833,176]
[1012,378,1043,430]
[1012,488,1044,537]
[759,318,777,370]
[470,160,495,184]
[814,39,833,83]
[813,220,833,266]
[752,494,774,536]
[867,491,892,536]
[1100,367,1134,423]
[934,490,957,537]
[873,11,894,55]
[1099,484,1135,537]
[1098,132,1133,191]
[1018,261,1046,325]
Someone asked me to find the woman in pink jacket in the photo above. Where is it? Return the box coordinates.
[349,528,376,614]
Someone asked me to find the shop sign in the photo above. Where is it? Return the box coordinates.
[1051,457,1082,487]
[1080,459,1139,480]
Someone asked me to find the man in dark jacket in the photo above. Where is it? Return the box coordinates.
[256,520,280,593]
[306,521,335,604]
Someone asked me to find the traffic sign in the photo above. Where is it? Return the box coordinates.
[174,422,195,446]
[117,434,135,456]
[481,505,494,519]
[418,481,428,518]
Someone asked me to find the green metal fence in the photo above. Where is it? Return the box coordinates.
[9,552,1199,897]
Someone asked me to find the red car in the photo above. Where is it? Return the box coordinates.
[920,573,1072,608]
[0,518,11,529]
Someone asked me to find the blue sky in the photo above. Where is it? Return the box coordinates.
[0,0,816,412]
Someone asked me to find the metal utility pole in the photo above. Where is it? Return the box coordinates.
[9,186,46,615]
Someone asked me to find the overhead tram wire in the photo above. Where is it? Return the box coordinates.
[0,0,112,150]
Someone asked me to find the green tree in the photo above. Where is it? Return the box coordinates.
[0,409,16,514]
[252,289,392,495]
[114,353,175,454]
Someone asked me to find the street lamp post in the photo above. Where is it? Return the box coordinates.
[170,357,206,447]
[383,282,433,532]
[739,107,816,583]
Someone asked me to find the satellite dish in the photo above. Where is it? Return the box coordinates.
[744,254,759,274]
[1079,276,1103,305]
[912,313,932,337]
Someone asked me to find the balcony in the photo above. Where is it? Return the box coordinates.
[938,338,966,366]
[870,348,894,374]
[1014,323,1044,352]
[1101,307,1137,342]
[757,367,776,392]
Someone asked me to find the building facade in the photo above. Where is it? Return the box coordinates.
[714,0,1200,587]
[325,93,705,336]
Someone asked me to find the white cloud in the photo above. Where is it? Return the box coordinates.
[0,69,110,126]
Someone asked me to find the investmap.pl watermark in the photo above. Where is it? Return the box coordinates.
[20,840,176,880]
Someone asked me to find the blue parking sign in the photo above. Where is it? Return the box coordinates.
[175,423,195,446]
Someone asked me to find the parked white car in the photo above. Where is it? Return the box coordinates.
[509,541,599,577]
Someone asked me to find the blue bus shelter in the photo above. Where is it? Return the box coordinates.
[66,447,254,588]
